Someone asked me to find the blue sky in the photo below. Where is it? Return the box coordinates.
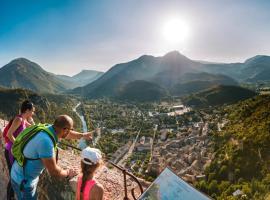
[1,0,270,75]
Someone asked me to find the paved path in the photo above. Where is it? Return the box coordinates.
[117,129,141,167]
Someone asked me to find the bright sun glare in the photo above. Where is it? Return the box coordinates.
[162,18,190,44]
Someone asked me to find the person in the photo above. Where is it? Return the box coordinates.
[5,100,35,200]
[10,115,93,200]
[76,147,104,200]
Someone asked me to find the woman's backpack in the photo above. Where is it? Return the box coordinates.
[2,118,14,144]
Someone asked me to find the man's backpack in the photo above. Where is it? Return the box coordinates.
[12,123,57,167]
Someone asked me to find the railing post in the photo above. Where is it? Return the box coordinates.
[108,161,143,200]
[123,169,129,200]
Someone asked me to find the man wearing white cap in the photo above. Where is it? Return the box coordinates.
[76,147,104,200]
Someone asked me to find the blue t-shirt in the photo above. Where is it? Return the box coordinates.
[11,125,58,187]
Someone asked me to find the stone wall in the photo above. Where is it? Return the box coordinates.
[0,141,9,200]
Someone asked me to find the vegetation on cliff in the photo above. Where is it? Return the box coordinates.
[183,85,256,108]
[0,87,81,130]
[195,95,270,199]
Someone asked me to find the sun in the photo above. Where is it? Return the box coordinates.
[162,18,190,44]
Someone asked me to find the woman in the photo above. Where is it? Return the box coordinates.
[4,100,35,200]
[76,147,104,200]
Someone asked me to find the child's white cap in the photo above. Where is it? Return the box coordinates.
[81,147,102,165]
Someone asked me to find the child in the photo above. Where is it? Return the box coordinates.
[76,147,104,200]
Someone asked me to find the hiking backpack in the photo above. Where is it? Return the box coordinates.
[2,115,23,144]
[12,123,57,167]
[2,119,14,144]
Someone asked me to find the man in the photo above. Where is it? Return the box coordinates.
[10,115,93,200]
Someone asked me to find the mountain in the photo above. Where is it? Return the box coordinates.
[72,70,103,82]
[202,55,270,82]
[0,58,72,93]
[171,73,237,96]
[71,51,240,99]
[71,51,205,98]
[246,68,270,82]
[0,58,103,93]
[243,55,270,82]
[57,70,104,87]
[4,52,269,100]
[150,51,201,88]
[182,85,257,107]
[117,80,168,102]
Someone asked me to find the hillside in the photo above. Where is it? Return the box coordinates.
[246,68,270,82]
[57,70,104,87]
[243,55,270,80]
[182,85,256,107]
[0,87,81,129]
[171,73,237,96]
[195,95,270,199]
[0,58,73,93]
[117,80,168,102]
[202,55,270,82]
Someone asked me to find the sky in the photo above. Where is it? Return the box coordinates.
[0,0,270,75]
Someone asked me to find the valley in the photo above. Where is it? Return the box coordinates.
[0,51,270,199]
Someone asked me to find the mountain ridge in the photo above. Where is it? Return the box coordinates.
[0,58,104,93]
[70,51,241,99]
[0,58,71,93]
[2,52,270,99]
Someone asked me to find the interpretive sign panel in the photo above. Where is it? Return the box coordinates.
[138,168,211,200]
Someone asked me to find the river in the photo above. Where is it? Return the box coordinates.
[73,102,101,149]
[73,102,88,149]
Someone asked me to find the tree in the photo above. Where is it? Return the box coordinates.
[208,180,219,195]
[219,165,228,180]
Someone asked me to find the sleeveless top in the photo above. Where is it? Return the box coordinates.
[5,115,26,152]
[5,115,26,164]
[76,176,96,200]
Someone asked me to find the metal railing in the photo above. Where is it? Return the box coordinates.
[108,161,143,200]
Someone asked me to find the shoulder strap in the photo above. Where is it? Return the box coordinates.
[15,115,24,124]
[76,176,83,200]
[40,128,58,162]
[16,114,22,118]
[40,126,57,148]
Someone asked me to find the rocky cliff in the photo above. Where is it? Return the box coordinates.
[38,148,144,200]
[0,119,9,200]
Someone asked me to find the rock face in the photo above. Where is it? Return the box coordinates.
[0,119,9,200]
[0,144,9,200]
